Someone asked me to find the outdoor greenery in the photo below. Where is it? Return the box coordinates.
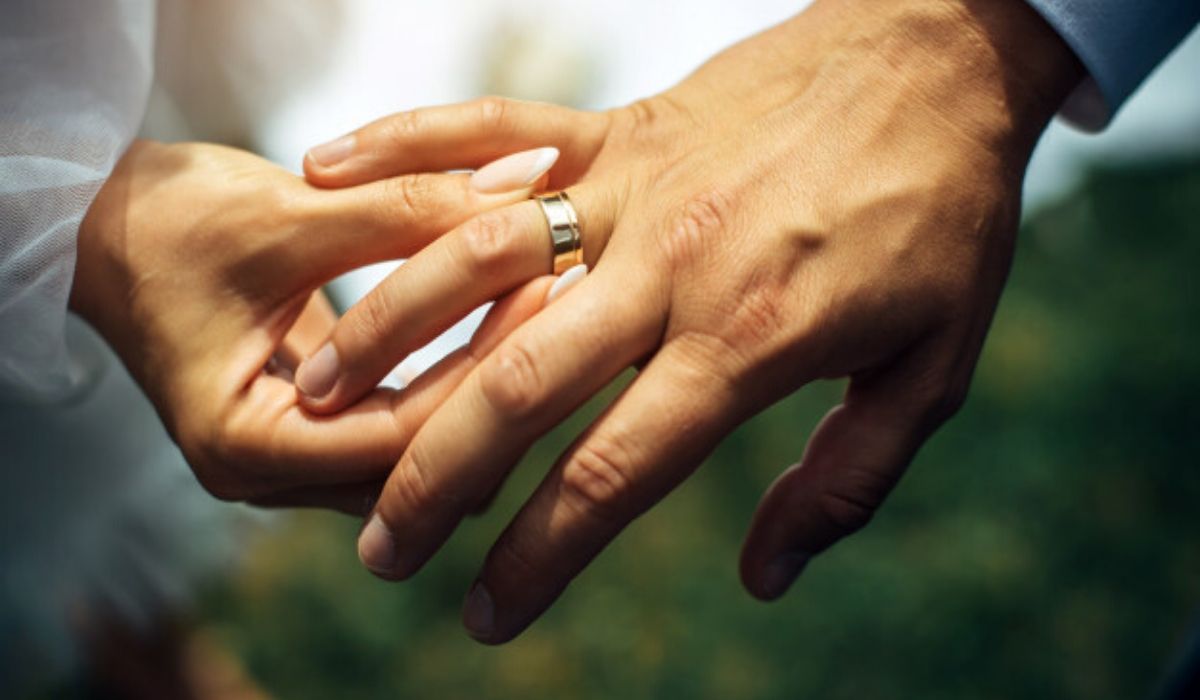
[199,157,1200,699]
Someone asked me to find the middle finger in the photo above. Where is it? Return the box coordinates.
[357,267,666,580]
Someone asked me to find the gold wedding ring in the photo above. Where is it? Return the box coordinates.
[536,192,582,275]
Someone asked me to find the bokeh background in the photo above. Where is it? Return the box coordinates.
[22,1,1200,698]
[197,161,1200,700]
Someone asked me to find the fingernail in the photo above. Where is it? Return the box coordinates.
[358,514,397,576]
[295,342,339,399]
[761,551,810,599]
[545,263,588,305]
[307,134,356,167]
[470,147,559,193]
[463,581,495,639]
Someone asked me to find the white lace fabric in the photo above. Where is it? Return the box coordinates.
[1,0,154,400]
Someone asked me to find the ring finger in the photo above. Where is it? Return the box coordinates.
[297,186,612,414]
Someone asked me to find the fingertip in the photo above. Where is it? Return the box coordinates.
[738,545,764,599]
[530,170,551,193]
[761,552,811,601]
[469,146,559,194]
[358,512,399,579]
[466,537,561,646]
[532,275,557,296]
[545,264,588,305]
[462,580,498,643]
[295,343,360,415]
[303,134,361,187]
[302,152,331,186]
[461,579,511,645]
[293,341,381,415]
[295,342,338,396]
[739,475,811,601]
[303,160,359,190]
[293,372,356,416]
[740,540,811,601]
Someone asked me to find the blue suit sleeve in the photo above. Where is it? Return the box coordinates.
[1023,0,1200,130]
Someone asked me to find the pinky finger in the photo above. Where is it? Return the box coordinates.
[739,347,966,601]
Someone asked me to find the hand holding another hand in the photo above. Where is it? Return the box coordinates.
[71,139,552,511]
[298,0,1083,643]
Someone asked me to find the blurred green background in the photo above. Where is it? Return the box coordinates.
[193,157,1200,699]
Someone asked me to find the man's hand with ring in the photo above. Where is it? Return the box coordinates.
[297,0,1084,643]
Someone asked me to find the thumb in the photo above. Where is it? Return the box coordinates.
[739,349,966,601]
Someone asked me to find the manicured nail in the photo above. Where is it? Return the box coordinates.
[470,147,559,193]
[307,134,356,167]
[357,514,397,576]
[295,342,339,399]
[462,581,495,639]
[761,551,810,599]
[545,263,588,305]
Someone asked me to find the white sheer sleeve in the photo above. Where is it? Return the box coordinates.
[0,0,154,400]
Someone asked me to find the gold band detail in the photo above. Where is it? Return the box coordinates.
[536,191,583,274]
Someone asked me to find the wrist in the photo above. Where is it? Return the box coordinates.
[70,182,114,330]
[69,140,149,380]
[70,170,125,328]
[820,0,1083,149]
[683,0,1084,163]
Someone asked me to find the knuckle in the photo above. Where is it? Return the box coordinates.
[474,96,513,135]
[381,109,424,147]
[478,339,545,417]
[656,188,734,271]
[386,449,441,513]
[385,173,437,217]
[459,210,520,276]
[816,477,883,537]
[559,436,636,522]
[719,281,789,357]
[490,531,544,583]
[815,464,899,538]
[618,95,695,138]
[346,287,401,347]
[623,98,661,131]
[667,330,751,390]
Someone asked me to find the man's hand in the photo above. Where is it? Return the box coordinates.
[297,0,1084,641]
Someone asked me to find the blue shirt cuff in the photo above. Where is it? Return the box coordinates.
[1023,0,1200,131]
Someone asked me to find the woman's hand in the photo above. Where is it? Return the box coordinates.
[71,140,555,511]
[297,0,1083,640]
